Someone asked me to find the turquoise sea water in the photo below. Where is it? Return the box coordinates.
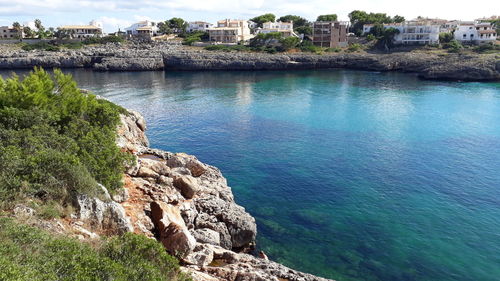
[2,69,499,281]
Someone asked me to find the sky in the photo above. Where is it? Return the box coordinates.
[0,0,498,32]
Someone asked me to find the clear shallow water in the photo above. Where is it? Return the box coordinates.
[2,69,500,281]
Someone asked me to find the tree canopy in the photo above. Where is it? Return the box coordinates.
[316,14,338,22]
[278,15,309,28]
[278,15,310,34]
[168,18,187,34]
[348,10,404,36]
[250,13,276,28]
[12,22,22,39]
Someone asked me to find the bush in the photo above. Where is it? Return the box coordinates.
[204,45,250,52]
[442,39,463,53]
[366,34,376,41]
[473,42,500,53]
[347,43,363,52]
[21,42,60,51]
[326,47,342,52]
[83,35,124,45]
[299,40,322,53]
[439,32,454,44]
[183,31,208,45]
[249,32,283,48]
[279,36,300,51]
[0,217,191,281]
[0,68,130,208]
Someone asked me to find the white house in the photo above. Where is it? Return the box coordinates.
[125,21,160,37]
[207,19,254,44]
[454,21,497,44]
[58,20,103,39]
[363,22,440,45]
[187,21,213,33]
[257,21,299,37]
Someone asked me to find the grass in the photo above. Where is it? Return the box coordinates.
[0,217,191,281]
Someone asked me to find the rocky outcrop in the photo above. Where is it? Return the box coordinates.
[0,43,498,81]
[115,110,333,281]
[151,201,197,258]
[163,51,500,81]
[75,193,134,235]
[186,243,332,281]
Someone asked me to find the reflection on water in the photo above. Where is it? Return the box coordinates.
[1,68,500,281]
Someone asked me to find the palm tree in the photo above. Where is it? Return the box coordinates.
[12,22,22,39]
[23,26,34,38]
[378,27,400,51]
[34,19,45,38]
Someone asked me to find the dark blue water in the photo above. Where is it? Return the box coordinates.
[2,69,499,281]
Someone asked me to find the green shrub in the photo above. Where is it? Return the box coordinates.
[183,31,208,45]
[21,42,60,52]
[439,32,454,44]
[0,68,130,208]
[249,32,283,48]
[442,39,463,53]
[473,42,500,53]
[366,34,376,41]
[279,36,300,51]
[347,43,363,52]
[83,35,124,45]
[0,217,191,281]
[326,47,342,52]
[299,40,322,53]
[204,44,250,52]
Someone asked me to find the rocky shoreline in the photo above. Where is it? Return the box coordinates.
[111,110,333,280]
[0,42,498,81]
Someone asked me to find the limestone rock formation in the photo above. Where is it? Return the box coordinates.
[75,193,133,235]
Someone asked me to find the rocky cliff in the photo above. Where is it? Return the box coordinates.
[111,109,333,281]
[0,43,498,81]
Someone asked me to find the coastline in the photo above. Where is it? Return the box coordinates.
[0,43,498,81]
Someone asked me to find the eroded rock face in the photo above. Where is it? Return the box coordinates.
[75,194,133,235]
[116,110,149,152]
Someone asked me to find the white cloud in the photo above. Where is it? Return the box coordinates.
[98,16,132,31]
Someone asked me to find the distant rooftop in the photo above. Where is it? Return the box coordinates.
[59,25,101,29]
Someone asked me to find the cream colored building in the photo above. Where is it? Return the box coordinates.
[207,19,253,43]
[58,21,103,39]
[257,21,298,37]
[188,21,213,33]
[0,26,22,39]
